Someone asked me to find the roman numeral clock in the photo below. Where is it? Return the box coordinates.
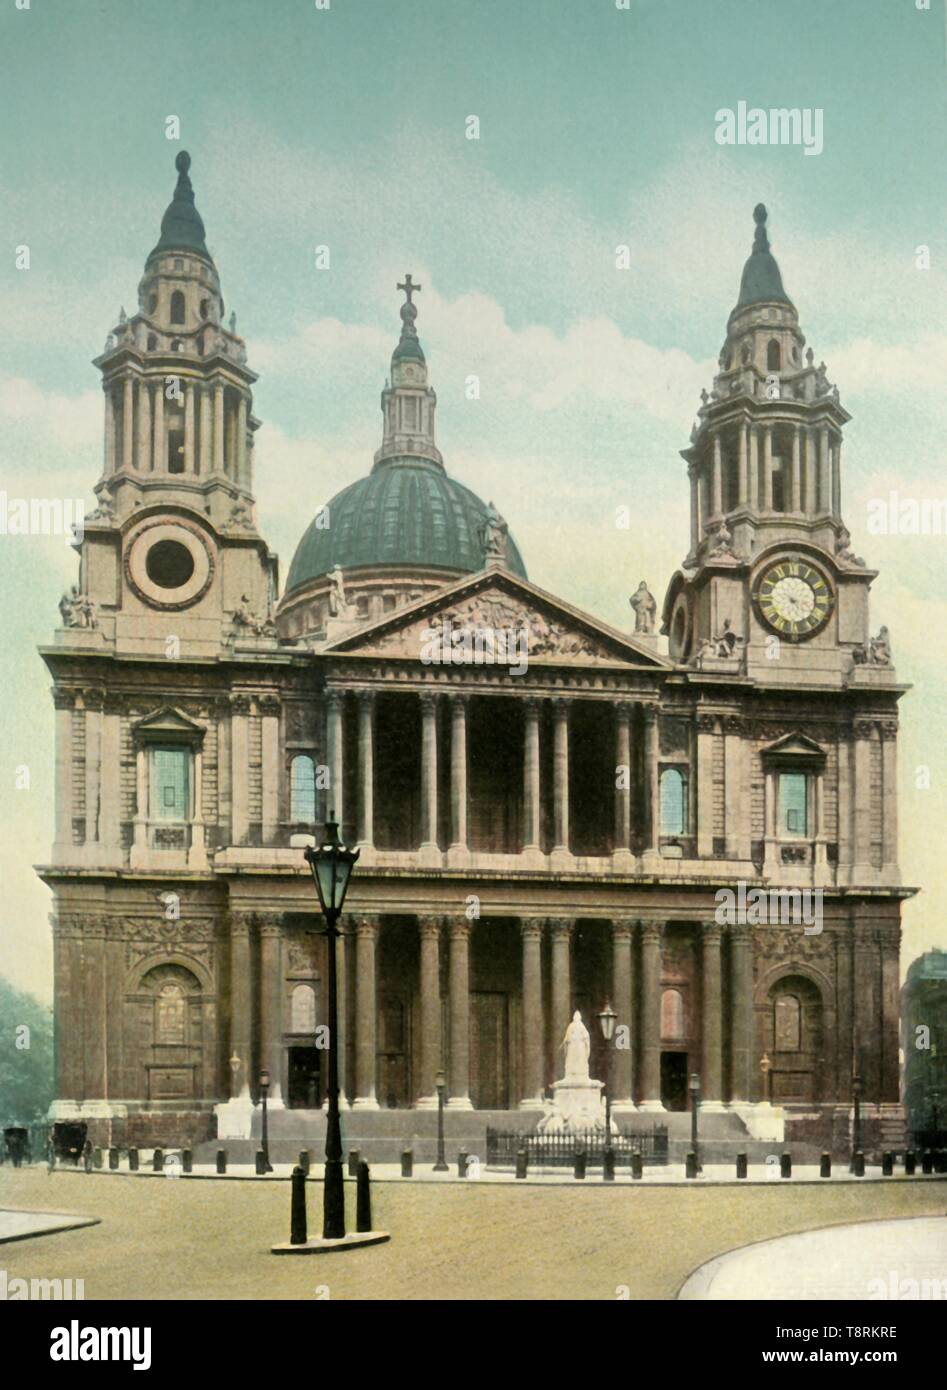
[753,557,835,639]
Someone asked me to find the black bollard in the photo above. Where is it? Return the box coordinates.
[290,1165,308,1246]
[820,1152,832,1178]
[152,1148,164,1173]
[515,1148,527,1180]
[108,1147,119,1171]
[182,1148,193,1174]
[905,1150,916,1176]
[401,1149,413,1178]
[93,1146,103,1169]
[128,1147,139,1172]
[922,1149,933,1175]
[457,1150,468,1178]
[348,1148,360,1177]
[736,1152,748,1180]
[299,1149,310,1176]
[882,1151,893,1176]
[780,1152,792,1179]
[255,1149,266,1176]
[83,1144,93,1174]
[685,1150,698,1179]
[631,1150,643,1180]
[603,1147,616,1182]
[935,1150,947,1175]
[356,1160,372,1233]
[574,1149,587,1180]
[853,1150,865,1177]
[216,1148,227,1175]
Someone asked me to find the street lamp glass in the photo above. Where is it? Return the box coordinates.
[435,1069,446,1090]
[689,1072,700,1093]
[259,1069,269,1090]
[598,1002,618,1042]
[305,818,360,916]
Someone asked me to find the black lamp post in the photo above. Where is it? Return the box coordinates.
[689,1071,701,1172]
[598,1002,618,1144]
[851,1064,863,1171]
[304,816,360,1240]
[433,1068,449,1172]
[259,1068,273,1173]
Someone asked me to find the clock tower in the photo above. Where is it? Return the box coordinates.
[663,204,883,689]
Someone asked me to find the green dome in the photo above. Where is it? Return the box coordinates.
[148,151,213,264]
[735,203,792,310]
[285,457,528,594]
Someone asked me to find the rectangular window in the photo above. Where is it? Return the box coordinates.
[152,747,190,821]
[779,771,808,836]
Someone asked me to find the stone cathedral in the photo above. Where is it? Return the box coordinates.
[41,155,909,1157]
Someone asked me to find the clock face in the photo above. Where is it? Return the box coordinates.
[755,558,834,640]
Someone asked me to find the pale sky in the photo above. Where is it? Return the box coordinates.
[1,0,945,1000]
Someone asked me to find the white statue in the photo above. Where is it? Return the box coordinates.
[561,1010,591,1082]
[327,564,349,618]
[629,580,656,635]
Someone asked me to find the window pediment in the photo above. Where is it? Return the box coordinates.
[132,705,206,745]
[760,731,825,763]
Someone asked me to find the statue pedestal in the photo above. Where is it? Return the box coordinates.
[544,1077,607,1132]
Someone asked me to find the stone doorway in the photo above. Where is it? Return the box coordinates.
[287,1046,321,1109]
[661,1051,689,1111]
[470,991,509,1109]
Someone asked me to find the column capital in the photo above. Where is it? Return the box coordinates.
[642,701,660,725]
[551,695,571,717]
[701,920,724,945]
[82,686,105,711]
[519,918,543,942]
[547,916,574,939]
[52,687,76,711]
[449,690,469,710]
[729,922,753,946]
[259,692,281,715]
[614,699,632,721]
[640,920,664,945]
[356,688,376,710]
[853,718,876,740]
[522,694,541,716]
[349,913,381,939]
[696,711,717,735]
[257,912,283,937]
[229,910,254,937]
[231,693,252,716]
[417,915,442,940]
[420,690,440,715]
[611,918,636,944]
[324,687,345,712]
[879,719,899,740]
[448,917,471,941]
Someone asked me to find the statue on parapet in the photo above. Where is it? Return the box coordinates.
[629,580,657,635]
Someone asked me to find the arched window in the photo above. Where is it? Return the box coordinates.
[767,339,781,371]
[291,983,317,1034]
[661,988,685,1040]
[660,768,686,836]
[290,755,316,824]
[147,333,158,351]
[170,290,186,325]
[156,983,186,1044]
[775,994,802,1051]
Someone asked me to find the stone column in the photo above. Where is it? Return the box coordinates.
[549,918,573,1046]
[325,689,344,826]
[837,731,853,880]
[853,933,879,1101]
[260,695,280,844]
[613,701,633,865]
[229,912,253,1098]
[643,704,661,858]
[153,375,165,470]
[447,920,473,1107]
[82,689,102,847]
[237,394,248,488]
[611,919,635,1109]
[419,692,439,860]
[791,425,802,512]
[748,426,759,509]
[729,925,754,1102]
[104,385,116,475]
[522,697,541,856]
[356,690,374,849]
[214,381,225,474]
[762,426,774,510]
[123,375,134,469]
[448,693,469,864]
[519,919,543,1108]
[832,440,842,517]
[700,923,725,1108]
[852,719,874,879]
[881,720,898,879]
[638,922,664,1110]
[738,421,749,506]
[416,917,442,1108]
[696,712,715,857]
[688,467,699,553]
[137,380,152,473]
[804,427,817,513]
[99,693,121,858]
[763,766,778,869]
[230,695,250,846]
[724,715,750,860]
[711,432,723,516]
[199,385,212,475]
[880,929,901,1101]
[819,425,831,512]
[132,744,147,861]
[259,915,284,1106]
[352,915,379,1109]
[105,919,124,1101]
[184,381,196,473]
[52,916,83,1103]
[83,917,107,1101]
[551,697,571,862]
[53,689,74,857]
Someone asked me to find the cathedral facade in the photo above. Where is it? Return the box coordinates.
[40,156,909,1156]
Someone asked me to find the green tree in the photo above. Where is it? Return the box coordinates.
[0,977,54,1124]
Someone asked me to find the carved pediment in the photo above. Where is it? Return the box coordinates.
[759,732,826,761]
[131,705,207,742]
[324,571,668,669]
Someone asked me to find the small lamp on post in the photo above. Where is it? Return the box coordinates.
[851,1062,862,1171]
[597,1002,618,1145]
[689,1071,701,1172]
[433,1068,449,1172]
[259,1068,273,1173]
[760,1051,772,1104]
[229,1051,241,1097]
[304,816,360,1241]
